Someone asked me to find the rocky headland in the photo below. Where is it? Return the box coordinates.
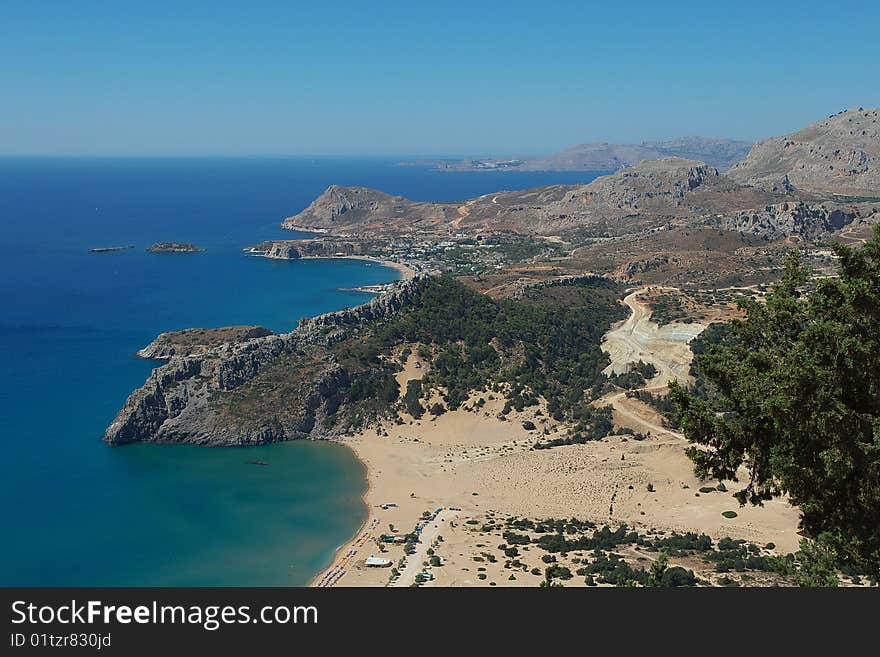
[245,238,377,260]
[103,275,431,446]
[285,156,873,243]
[137,326,274,359]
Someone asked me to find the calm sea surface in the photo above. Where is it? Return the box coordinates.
[0,157,603,585]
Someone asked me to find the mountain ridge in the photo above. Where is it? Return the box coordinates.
[402,136,753,172]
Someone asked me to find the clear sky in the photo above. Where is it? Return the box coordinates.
[2,0,878,156]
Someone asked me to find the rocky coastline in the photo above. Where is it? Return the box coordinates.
[136,326,274,359]
[103,275,431,446]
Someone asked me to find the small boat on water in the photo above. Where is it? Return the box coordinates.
[245,460,269,466]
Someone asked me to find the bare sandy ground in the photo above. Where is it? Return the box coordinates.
[601,286,706,386]
[312,292,800,587]
[314,392,798,587]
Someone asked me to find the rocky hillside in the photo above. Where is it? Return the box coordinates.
[285,113,880,245]
[282,185,457,235]
[709,202,868,241]
[285,159,782,239]
[728,108,880,196]
[103,274,629,447]
[104,276,431,446]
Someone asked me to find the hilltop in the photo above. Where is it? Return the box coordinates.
[728,107,880,196]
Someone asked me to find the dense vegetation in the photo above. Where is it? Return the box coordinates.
[605,360,657,389]
[671,226,880,578]
[331,275,625,429]
[533,406,615,449]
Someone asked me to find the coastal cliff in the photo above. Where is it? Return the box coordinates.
[103,276,432,446]
[137,326,274,359]
[105,274,628,453]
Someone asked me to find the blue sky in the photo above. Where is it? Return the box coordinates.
[2,0,878,156]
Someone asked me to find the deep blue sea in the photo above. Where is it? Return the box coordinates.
[0,157,603,585]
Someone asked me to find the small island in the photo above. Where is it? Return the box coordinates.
[89,245,135,253]
[147,242,205,253]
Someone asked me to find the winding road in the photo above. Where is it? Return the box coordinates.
[601,287,706,436]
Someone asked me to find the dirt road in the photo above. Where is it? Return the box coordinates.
[601,287,706,437]
[602,287,706,387]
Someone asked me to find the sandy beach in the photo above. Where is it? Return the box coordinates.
[311,346,801,587]
[246,247,417,282]
[322,255,417,281]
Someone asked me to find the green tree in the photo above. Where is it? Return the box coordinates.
[794,536,839,588]
[403,380,424,419]
[645,551,668,587]
[670,226,880,578]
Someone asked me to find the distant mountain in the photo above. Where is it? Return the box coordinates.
[728,107,880,196]
[525,137,753,172]
[402,137,753,173]
[285,158,780,238]
[287,109,880,244]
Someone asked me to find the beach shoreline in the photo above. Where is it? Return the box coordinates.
[248,249,417,282]
[306,255,416,281]
[308,348,802,588]
[308,442,375,587]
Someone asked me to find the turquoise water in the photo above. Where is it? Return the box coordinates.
[0,157,604,585]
